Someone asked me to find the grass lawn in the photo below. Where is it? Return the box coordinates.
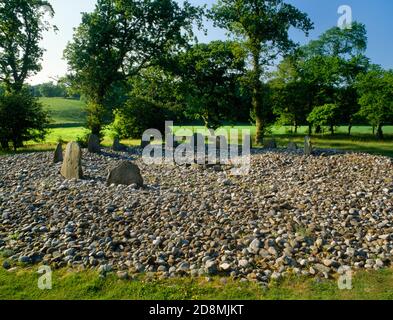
[174,125,393,158]
[1,262,393,300]
[40,97,86,126]
[0,97,392,157]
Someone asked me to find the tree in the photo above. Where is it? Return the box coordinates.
[129,67,186,124]
[64,0,203,136]
[0,0,55,93]
[307,104,340,135]
[355,67,393,139]
[112,97,167,139]
[301,22,370,134]
[210,0,313,144]
[0,90,50,151]
[112,66,184,139]
[175,41,247,129]
[270,56,312,133]
[304,22,367,59]
[36,82,67,97]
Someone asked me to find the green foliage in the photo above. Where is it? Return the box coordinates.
[304,22,367,59]
[355,66,393,139]
[210,0,313,143]
[112,97,168,139]
[270,57,313,132]
[128,67,186,124]
[76,132,90,148]
[299,22,370,129]
[175,41,247,129]
[64,0,203,135]
[0,91,50,150]
[32,82,67,98]
[307,104,340,134]
[270,22,370,136]
[0,0,55,93]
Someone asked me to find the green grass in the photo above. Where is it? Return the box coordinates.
[1,98,392,158]
[40,97,86,126]
[1,262,393,300]
[174,125,393,158]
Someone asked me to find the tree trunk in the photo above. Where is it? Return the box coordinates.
[294,123,298,134]
[348,124,352,136]
[376,124,384,140]
[0,138,9,150]
[330,124,334,135]
[251,45,263,145]
[308,124,312,135]
[12,138,18,152]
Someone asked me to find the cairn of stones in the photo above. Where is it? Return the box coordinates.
[60,142,83,179]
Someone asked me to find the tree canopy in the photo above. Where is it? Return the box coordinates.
[210,0,313,143]
[64,0,203,135]
[356,66,393,139]
[0,0,55,93]
[174,40,247,129]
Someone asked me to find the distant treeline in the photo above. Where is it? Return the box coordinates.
[1,0,393,152]
[30,81,80,100]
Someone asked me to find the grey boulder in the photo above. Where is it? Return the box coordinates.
[106,161,144,187]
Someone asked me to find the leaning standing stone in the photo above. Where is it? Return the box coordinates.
[53,143,63,163]
[106,161,144,187]
[304,136,312,156]
[60,142,83,179]
[88,134,101,153]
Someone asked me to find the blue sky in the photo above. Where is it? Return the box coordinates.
[30,0,393,84]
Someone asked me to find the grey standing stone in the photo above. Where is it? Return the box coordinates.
[60,142,83,180]
[264,139,277,149]
[112,137,124,151]
[106,161,144,187]
[304,136,312,156]
[287,141,298,151]
[53,143,63,163]
[88,134,101,153]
